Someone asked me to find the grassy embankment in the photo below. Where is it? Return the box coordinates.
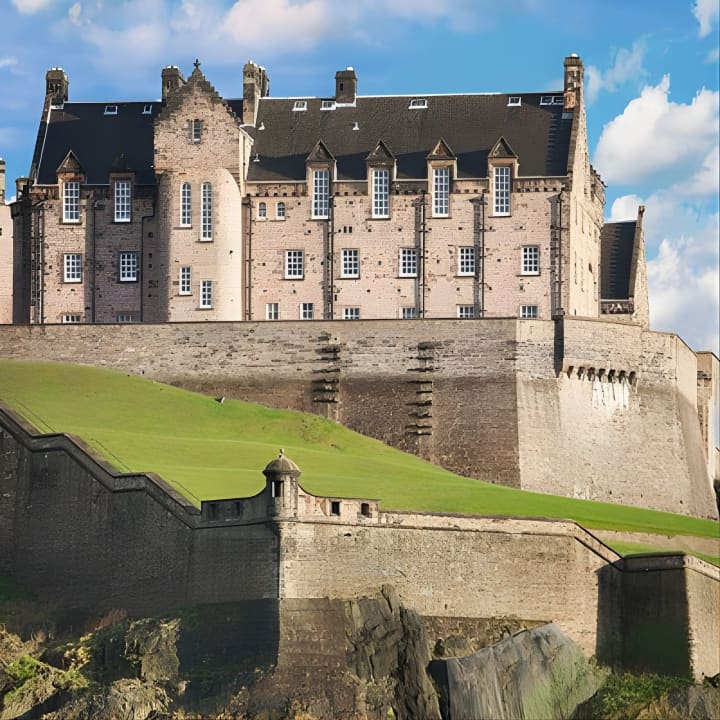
[0,360,717,556]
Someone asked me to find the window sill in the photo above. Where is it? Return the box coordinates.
[398,274,418,279]
[520,271,541,277]
[178,292,193,297]
[340,275,360,280]
[197,306,213,311]
[492,212,511,218]
[431,214,450,219]
[63,280,83,284]
[61,220,81,225]
[119,279,139,284]
[198,238,213,243]
[370,215,390,221]
[114,219,132,224]
[456,273,475,278]
[284,276,305,281]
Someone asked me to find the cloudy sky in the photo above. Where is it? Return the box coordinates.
[1,0,718,352]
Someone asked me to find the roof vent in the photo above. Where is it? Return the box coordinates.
[142,104,152,114]
[104,104,118,115]
[408,98,428,109]
[293,100,307,111]
[352,121,359,131]
[321,100,336,110]
[508,96,521,106]
[258,121,265,130]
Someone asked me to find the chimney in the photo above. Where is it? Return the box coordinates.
[242,60,270,126]
[563,54,583,111]
[161,65,185,100]
[335,67,357,105]
[45,67,68,108]
[0,158,5,203]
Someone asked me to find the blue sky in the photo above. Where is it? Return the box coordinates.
[1,0,718,352]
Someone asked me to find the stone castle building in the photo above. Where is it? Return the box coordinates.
[0,160,12,324]
[11,54,648,326]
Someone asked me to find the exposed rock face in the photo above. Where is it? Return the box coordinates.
[429,623,605,720]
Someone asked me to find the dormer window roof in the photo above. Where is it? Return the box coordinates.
[104,105,118,115]
[507,96,521,106]
[293,100,307,111]
[408,98,428,109]
[321,100,336,110]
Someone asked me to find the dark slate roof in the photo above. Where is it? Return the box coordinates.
[600,221,636,299]
[35,102,159,185]
[247,93,572,182]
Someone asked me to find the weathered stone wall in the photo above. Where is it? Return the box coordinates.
[0,203,11,325]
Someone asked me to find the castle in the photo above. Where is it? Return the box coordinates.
[10,54,646,326]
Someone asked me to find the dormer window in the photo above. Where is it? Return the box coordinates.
[142,104,152,114]
[507,96,521,106]
[104,105,118,115]
[321,100,336,110]
[293,100,307,111]
[408,98,428,109]
[540,95,564,106]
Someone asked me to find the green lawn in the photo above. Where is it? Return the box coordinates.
[606,541,720,567]
[1,360,718,541]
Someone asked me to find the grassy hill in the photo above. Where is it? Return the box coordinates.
[0,360,718,545]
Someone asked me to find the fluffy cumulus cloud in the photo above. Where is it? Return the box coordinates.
[585,40,647,105]
[594,75,719,186]
[11,0,53,13]
[693,0,719,37]
[0,57,18,69]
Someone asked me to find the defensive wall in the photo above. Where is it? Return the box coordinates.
[0,317,716,518]
[0,404,718,681]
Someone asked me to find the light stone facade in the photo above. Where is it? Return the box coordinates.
[0,159,12,324]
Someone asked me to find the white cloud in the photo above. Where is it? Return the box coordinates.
[594,75,719,185]
[585,40,647,105]
[68,2,82,26]
[608,194,644,222]
[0,57,18,69]
[693,0,719,37]
[681,145,720,196]
[706,47,720,63]
[11,0,53,13]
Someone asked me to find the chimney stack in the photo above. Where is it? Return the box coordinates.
[162,66,185,100]
[563,54,583,111]
[0,159,5,203]
[335,67,357,105]
[45,67,68,108]
[242,61,270,126]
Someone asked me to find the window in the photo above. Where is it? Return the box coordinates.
[522,246,540,275]
[293,100,307,111]
[201,182,212,240]
[179,266,192,295]
[312,169,330,219]
[191,119,202,143]
[119,252,138,282]
[200,280,213,309]
[63,181,80,222]
[276,201,285,219]
[142,104,152,114]
[104,105,117,115]
[63,253,82,283]
[520,304,538,319]
[493,166,511,215]
[114,179,131,222]
[266,303,279,320]
[458,247,475,276]
[330,500,341,515]
[285,250,304,279]
[116,314,134,323]
[258,201,267,219]
[344,307,360,320]
[400,247,417,277]
[301,302,314,319]
[540,95,563,106]
[341,248,359,278]
[457,305,476,319]
[408,98,428,109]
[321,100,336,110]
[433,167,450,217]
[507,96,522,106]
[372,168,389,218]
[180,182,192,226]
[62,314,81,324]
[401,307,417,319]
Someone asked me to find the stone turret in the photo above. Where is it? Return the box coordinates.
[161,65,185,100]
[45,67,68,109]
[563,54,583,111]
[242,60,269,126]
[263,450,301,518]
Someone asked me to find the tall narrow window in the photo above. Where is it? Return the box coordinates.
[400,248,417,277]
[301,302,314,319]
[63,181,80,222]
[191,119,202,143]
[458,247,475,276]
[63,253,82,283]
[179,266,192,295]
[372,168,389,218]
[341,248,359,278]
[521,246,540,275]
[433,167,450,217]
[258,201,267,218]
[201,182,212,240]
[312,169,329,219]
[285,250,304,278]
[266,303,279,320]
[276,201,285,219]
[114,180,131,222]
[119,251,138,282]
[200,280,213,308]
[180,182,192,227]
[494,166,511,215]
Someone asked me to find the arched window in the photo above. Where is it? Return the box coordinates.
[180,182,191,226]
[201,182,212,240]
[258,201,267,218]
[276,201,286,219]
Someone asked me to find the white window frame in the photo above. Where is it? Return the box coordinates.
[432,166,450,217]
[493,165,511,216]
[372,168,390,218]
[457,305,476,319]
[300,302,314,320]
[522,246,540,275]
[276,201,286,219]
[312,169,330,219]
[520,304,539,319]
[341,248,359,278]
[343,307,360,320]
[507,96,522,106]
[266,303,279,320]
[192,119,202,143]
[399,247,417,277]
[320,100,336,110]
[201,182,212,240]
[63,253,82,283]
[116,314,134,323]
[408,98,428,109]
[258,201,267,219]
[401,307,417,319]
[114,179,131,222]
[104,105,117,115]
[293,100,307,111]
[62,314,81,324]
[200,280,213,309]
[119,251,138,282]
[179,266,192,295]
[180,182,192,227]
[63,181,80,223]
[458,247,475,276]
[285,250,304,279]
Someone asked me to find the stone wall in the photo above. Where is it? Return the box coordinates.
[0,203,11,325]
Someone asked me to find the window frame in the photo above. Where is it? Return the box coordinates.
[521,246,540,275]
[266,302,279,320]
[62,314,81,324]
[493,165,511,216]
[276,201,286,219]
[343,307,360,320]
[63,181,80,223]
[457,305,476,319]
[312,169,330,219]
[200,182,213,240]
[114,179,131,223]
[432,166,450,218]
[399,247,418,278]
[341,248,360,278]
[199,279,213,309]
[300,302,314,320]
[179,266,192,295]
[191,119,202,143]
[372,168,390,219]
[119,251,139,283]
[258,201,267,219]
[458,246,476,276]
[63,253,82,283]
[401,307,418,319]
[116,314,134,323]
[180,182,192,227]
[285,250,304,279]
[520,304,539,319]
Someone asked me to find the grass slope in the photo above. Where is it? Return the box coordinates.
[1,360,718,540]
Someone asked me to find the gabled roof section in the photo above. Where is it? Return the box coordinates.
[489,136,517,159]
[366,139,395,164]
[306,139,335,164]
[600,221,637,299]
[427,137,455,160]
[56,150,83,175]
